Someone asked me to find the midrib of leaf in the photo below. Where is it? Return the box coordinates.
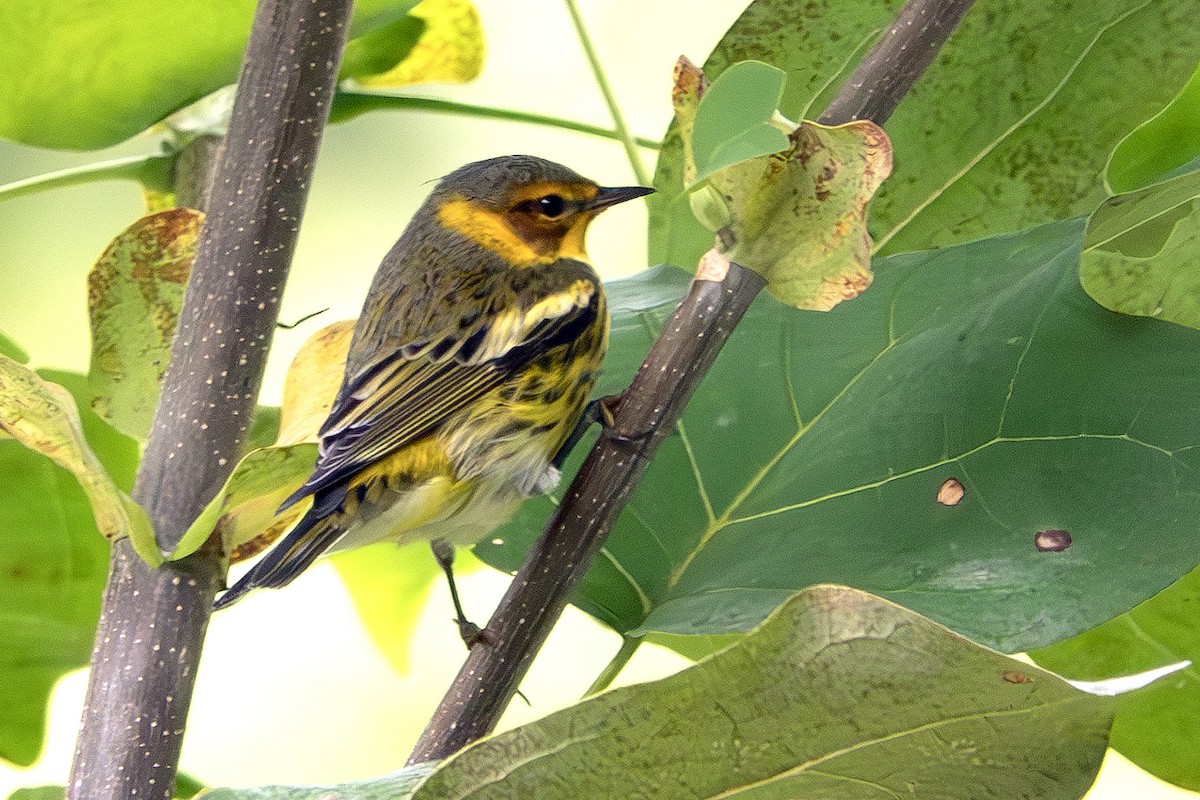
[667,336,902,589]
[597,546,654,616]
[678,420,715,524]
[1083,193,1200,253]
[873,1,1150,252]
[995,279,1058,436]
[703,696,1087,799]
[724,432,1178,528]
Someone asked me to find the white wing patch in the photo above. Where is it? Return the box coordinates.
[468,278,596,364]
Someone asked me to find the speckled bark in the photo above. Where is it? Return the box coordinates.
[409,0,978,766]
[69,1,351,798]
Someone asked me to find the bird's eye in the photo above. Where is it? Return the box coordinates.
[537,194,566,218]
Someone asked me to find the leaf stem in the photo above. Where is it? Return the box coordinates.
[562,0,651,185]
[585,636,642,696]
[331,91,661,150]
[0,154,173,205]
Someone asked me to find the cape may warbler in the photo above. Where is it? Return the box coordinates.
[215,155,651,614]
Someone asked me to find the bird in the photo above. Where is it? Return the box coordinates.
[214,155,652,626]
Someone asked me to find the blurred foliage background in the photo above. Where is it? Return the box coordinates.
[1,0,1198,797]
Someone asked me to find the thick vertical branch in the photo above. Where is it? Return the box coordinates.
[410,0,976,766]
[68,2,351,798]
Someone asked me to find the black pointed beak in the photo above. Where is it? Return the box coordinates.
[587,185,654,211]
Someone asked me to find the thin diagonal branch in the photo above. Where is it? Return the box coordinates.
[68,1,351,797]
[409,0,977,766]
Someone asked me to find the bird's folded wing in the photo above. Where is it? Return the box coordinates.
[279,280,599,510]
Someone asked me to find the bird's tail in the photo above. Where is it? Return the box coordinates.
[213,503,344,610]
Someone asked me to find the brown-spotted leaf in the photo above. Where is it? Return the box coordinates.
[87,208,201,441]
[670,58,892,310]
[711,120,892,310]
[174,321,353,561]
[352,0,483,88]
[671,56,707,189]
[0,355,158,565]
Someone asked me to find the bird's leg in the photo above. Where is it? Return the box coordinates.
[430,538,491,647]
[554,394,660,471]
[553,394,632,469]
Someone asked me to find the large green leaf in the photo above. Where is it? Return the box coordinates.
[0,371,138,766]
[200,764,436,800]
[478,219,1200,654]
[201,588,1113,800]
[1031,565,1200,791]
[0,0,419,150]
[649,0,1200,270]
[1080,167,1200,330]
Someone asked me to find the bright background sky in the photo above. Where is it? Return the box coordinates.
[0,0,1195,796]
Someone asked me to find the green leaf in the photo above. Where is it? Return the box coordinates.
[0,370,138,766]
[249,406,282,450]
[171,443,316,562]
[1108,63,1200,193]
[409,587,1111,799]
[174,772,206,799]
[8,789,66,800]
[649,0,1200,270]
[87,209,201,442]
[0,0,420,150]
[348,0,485,88]
[0,355,154,561]
[0,331,28,364]
[331,542,441,674]
[340,16,425,81]
[200,764,436,800]
[690,60,789,184]
[479,220,1200,654]
[1031,564,1200,791]
[1080,168,1200,330]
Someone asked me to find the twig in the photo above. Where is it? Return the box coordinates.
[408,0,977,765]
[331,92,662,150]
[0,154,172,205]
[564,0,651,184]
[67,1,351,798]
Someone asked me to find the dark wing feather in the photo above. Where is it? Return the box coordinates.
[278,285,598,511]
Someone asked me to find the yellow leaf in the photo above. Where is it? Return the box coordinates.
[356,0,484,87]
[278,320,355,445]
[332,542,442,673]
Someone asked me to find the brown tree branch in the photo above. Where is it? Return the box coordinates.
[408,0,977,766]
[68,1,351,798]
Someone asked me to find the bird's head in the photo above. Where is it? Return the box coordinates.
[431,155,653,266]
